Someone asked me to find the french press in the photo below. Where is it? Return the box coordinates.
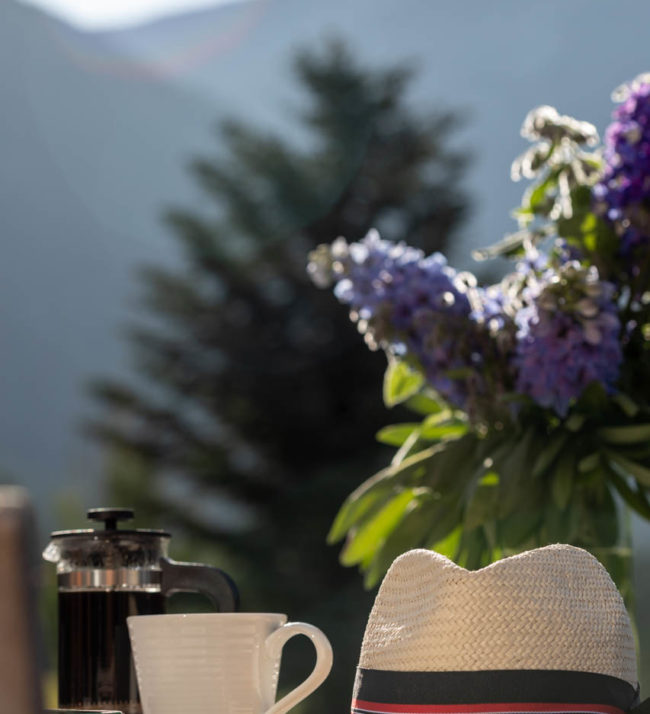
[43,508,239,714]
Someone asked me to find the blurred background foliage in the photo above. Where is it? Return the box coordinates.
[81,41,471,713]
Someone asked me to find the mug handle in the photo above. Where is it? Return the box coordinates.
[160,556,239,612]
[264,622,333,714]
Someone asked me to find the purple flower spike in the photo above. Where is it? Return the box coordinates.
[514,261,622,416]
[308,230,513,414]
[594,74,650,257]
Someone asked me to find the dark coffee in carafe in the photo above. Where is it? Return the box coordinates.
[58,591,164,711]
[44,508,238,714]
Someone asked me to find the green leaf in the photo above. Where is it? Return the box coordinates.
[457,528,489,570]
[585,216,618,258]
[582,232,597,252]
[551,449,575,509]
[594,544,633,604]
[556,215,582,242]
[431,524,462,560]
[544,502,580,543]
[613,394,640,418]
[383,360,425,407]
[580,212,597,233]
[483,520,498,553]
[598,424,650,445]
[421,432,482,493]
[496,462,545,549]
[471,229,540,262]
[389,443,448,481]
[580,479,619,548]
[617,443,650,461]
[532,430,569,478]
[340,488,417,566]
[420,422,468,441]
[376,423,421,447]
[578,452,600,474]
[328,483,392,544]
[491,427,539,516]
[479,471,499,486]
[464,481,500,531]
[391,429,426,466]
[362,493,440,588]
[575,382,608,413]
[426,498,464,549]
[605,463,650,520]
[498,507,543,549]
[422,410,453,426]
[328,445,443,544]
[565,413,585,432]
[606,450,650,488]
[512,206,535,224]
[444,367,474,380]
[405,392,445,416]
[524,169,560,214]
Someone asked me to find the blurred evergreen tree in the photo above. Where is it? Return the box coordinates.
[87,41,470,713]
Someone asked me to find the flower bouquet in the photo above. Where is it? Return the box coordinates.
[307,73,650,595]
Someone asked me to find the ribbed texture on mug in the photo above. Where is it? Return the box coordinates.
[129,614,283,714]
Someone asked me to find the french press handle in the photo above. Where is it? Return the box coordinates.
[160,557,239,612]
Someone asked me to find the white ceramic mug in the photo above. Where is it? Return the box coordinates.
[127,613,333,714]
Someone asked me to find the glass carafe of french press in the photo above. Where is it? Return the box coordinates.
[43,508,238,714]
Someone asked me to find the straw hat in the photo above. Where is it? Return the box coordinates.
[353,545,641,714]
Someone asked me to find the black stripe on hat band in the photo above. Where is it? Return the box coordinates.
[352,669,639,711]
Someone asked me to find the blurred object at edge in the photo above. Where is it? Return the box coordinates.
[0,486,44,714]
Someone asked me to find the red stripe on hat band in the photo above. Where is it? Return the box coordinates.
[351,700,625,714]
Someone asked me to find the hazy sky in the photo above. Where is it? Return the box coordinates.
[18,0,245,29]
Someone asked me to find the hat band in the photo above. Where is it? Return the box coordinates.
[352,669,638,714]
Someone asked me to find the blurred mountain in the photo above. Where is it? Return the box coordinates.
[0,0,219,523]
[4,0,650,534]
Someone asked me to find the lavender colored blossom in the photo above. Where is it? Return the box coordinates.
[308,230,495,411]
[308,231,622,421]
[593,74,650,255]
[514,261,622,417]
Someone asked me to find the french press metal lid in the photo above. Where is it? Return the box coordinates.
[44,507,238,604]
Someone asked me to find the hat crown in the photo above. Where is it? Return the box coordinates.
[360,544,637,687]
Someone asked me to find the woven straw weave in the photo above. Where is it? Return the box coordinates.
[359,544,637,687]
